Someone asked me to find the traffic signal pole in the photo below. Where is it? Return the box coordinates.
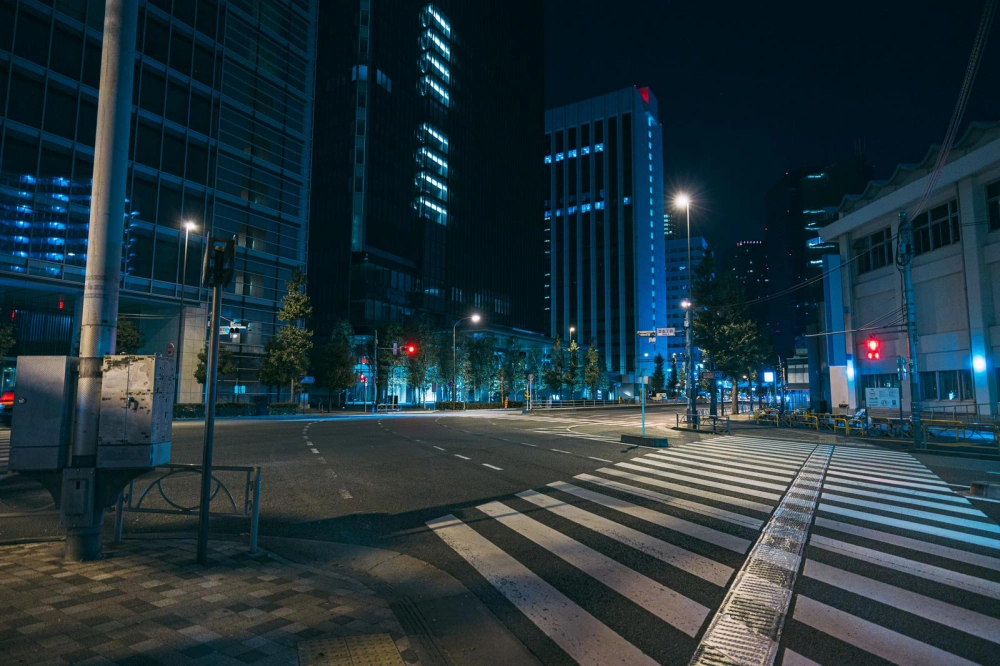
[897,212,925,449]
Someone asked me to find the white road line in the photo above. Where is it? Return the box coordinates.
[791,595,977,666]
[551,449,572,454]
[820,477,970,503]
[679,441,809,461]
[520,442,537,447]
[641,454,793,483]
[426,515,659,666]
[432,445,446,451]
[813,517,1000,572]
[574,474,764,530]
[517,490,733,586]
[310,448,320,454]
[548,481,751,553]
[809,534,1000,600]
[781,648,822,666]
[477,501,710,637]
[616,462,784,501]
[598,468,775,513]
[454,454,471,460]
[316,457,326,464]
[339,489,353,499]
[817,504,1000,551]
[482,464,503,471]
[821,483,984,516]
[827,464,948,485]
[821,493,1000,534]
[587,456,613,463]
[660,449,801,474]
[803,559,1000,644]
[826,470,952,492]
[829,458,935,474]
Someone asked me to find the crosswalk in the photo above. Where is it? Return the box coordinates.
[426,435,1000,665]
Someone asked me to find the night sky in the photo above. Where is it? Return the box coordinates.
[545,0,1000,254]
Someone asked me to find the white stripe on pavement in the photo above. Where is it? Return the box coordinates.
[781,648,822,666]
[574,473,764,530]
[658,449,801,474]
[791,595,978,666]
[517,490,734,586]
[809,534,1000,600]
[597,468,775,514]
[455,454,470,460]
[548,481,751,553]
[477,501,709,637]
[803,559,1000,644]
[433,445,445,451]
[817,504,1000,551]
[814,517,1000,573]
[676,441,810,463]
[818,476,970,503]
[588,456,613,463]
[616,462,784,501]
[827,464,948,485]
[482,464,503,471]
[821,493,1000,533]
[825,470,953,492]
[641,454,794,483]
[426,515,658,666]
[821,483,984,516]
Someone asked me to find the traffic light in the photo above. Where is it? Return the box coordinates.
[359,373,367,384]
[406,344,416,355]
[866,337,881,360]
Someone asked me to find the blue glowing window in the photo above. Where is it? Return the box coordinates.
[568,206,577,214]
[595,201,605,210]
[581,203,592,213]
[624,197,631,205]
[594,143,604,152]
[581,146,590,155]
[556,152,565,161]
[568,149,577,158]
[544,155,552,164]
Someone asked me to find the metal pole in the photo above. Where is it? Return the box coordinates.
[453,323,458,405]
[65,0,139,562]
[685,203,698,427]
[373,330,378,414]
[249,467,261,554]
[196,280,223,565]
[898,212,924,449]
[174,226,190,404]
[641,372,646,437]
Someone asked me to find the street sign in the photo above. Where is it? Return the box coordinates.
[636,330,655,337]
[715,371,724,379]
[656,327,676,337]
[865,387,900,409]
[701,371,725,380]
[763,371,775,383]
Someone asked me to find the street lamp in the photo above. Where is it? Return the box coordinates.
[453,313,481,404]
[675,193,697,426]
[175,220,196,404]
[569,326,575,343]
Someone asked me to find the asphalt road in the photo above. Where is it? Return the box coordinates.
[2,407,999,665]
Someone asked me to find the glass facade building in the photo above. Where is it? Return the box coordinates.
[663,236,707,362]
[0,0,317,402]
[545,87,667,387]
[309,0,545,337]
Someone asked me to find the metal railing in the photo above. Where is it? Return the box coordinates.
[114,463,261,553]
[540,399,635,409]
[676,413,730,433]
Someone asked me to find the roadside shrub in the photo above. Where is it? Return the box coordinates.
[174,403,205,418]
[267,402,298,415]
[437,401,524,411]
[215,403,255,417]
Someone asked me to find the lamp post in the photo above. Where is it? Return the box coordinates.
[174,220,196,404]
[675,193,697,427]
[569,326,575,344]
[452,314,481,404]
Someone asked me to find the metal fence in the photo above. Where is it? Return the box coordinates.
[114,463,261,553]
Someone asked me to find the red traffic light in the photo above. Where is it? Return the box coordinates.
[866,337,881,360]
[359,373,367,383]
[406,344,416,355]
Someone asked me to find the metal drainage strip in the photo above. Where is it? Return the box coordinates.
[689,445,832,666]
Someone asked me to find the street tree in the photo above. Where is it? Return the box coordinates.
[584,343,601,398]
[651,353,666,393]
[542,336,564,397]
[565,339,581,397]
[405,316,437,405]
[376,322,405,402]
[467,334,498,401]
[115,319,144,354]
[667,355,679,397]
[259,268,313,402]
[0,324,15,359]
[195,344,238,386]
[313,320,356,408]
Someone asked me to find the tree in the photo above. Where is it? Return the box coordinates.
[313,320,356,407]
[651,353,666,393]
[405,316,437,405]
[375,323,405,403]
[565,339,581,397]
[584,343,601,398]
[0,324,15,359]
[667,355,679,398]
[542,336,564,396]
[466,334,498,401]
[195,344,238,386]
[259,268,313,401]
[115,319,144,354]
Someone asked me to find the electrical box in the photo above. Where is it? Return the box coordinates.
[60,468,96,525]
[10,356,77,471]
[97,355,173,468]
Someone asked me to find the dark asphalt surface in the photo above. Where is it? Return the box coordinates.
[2,408,999,665]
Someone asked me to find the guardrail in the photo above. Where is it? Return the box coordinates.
[676,413,730,433]
[541,399,636,409]
[114,463,261,553]
[376,403,401,413]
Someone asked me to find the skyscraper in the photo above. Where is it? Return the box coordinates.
[732,239,766,301]
[0,0,318,402]
[545,86,666,389]
[663,236,707,362]
[309,1,545,337]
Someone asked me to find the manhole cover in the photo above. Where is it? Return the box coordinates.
[298,633,404,666]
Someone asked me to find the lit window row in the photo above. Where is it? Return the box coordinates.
[421,52,450,83]
[568,149,577,158]
[418,171,448,193]
[419,123,448,150]
[422,5,451,36]
[420,75,450,107]
[416,196,447,224]
[418,146,448,172]
[421,28,451,60]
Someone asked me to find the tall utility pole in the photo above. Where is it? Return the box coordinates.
[66,0,139,561]
[897,211,925,449]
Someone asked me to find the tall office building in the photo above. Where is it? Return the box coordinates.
[663,235,707,362]
[663,211,678,239]
[0,0,318,402]
[309,1,545,337]
[545,87,666,389]
[732,239,766,301]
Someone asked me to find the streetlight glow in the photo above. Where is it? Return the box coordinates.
[674,193,691,210]
[681,299,691,309]
[184,220,196,232]
[471,314,481,323]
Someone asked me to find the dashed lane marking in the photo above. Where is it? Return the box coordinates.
[588,456,613,463]
[310,448,320,454]
[455,454,470,460]
[483,464,503,471]
[339,489,353,500]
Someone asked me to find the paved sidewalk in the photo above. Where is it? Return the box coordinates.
[0,539,420,666]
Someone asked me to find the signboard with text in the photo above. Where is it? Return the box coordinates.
[865,387,900,409]
[656,328,676,337]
